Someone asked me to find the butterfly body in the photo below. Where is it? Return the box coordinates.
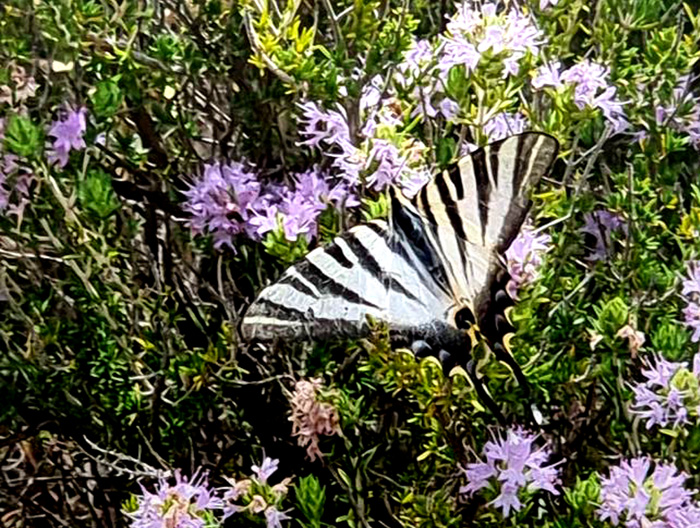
[241,133,559,405]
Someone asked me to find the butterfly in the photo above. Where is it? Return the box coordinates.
[241,132,559,418]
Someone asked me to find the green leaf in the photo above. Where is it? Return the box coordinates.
[4,115,42,158]
[78,169,120,218]
[91,79,123,118]
[296,475,326,528]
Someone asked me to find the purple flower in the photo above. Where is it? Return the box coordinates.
[630,353,698,429]
[401,39,434,78]
[47,107,88,168]
[561,60,610,108]
[501,8,542,55]
[683,303,700,343]
[581,210,627,261]
[439,98,460,120]
[505,222,551,298]
[297,102,352,151]
[438,35,481,78]
[597,457,700,527]
[653,75,700,150]
[365,140,407,191]
[360,75,383,113]
[183,161,262,249]
[540,0,559,8]
[251,457,279,484]
[483,111,528,142]
[264,507,291,528]
[460,427,561,518]
[556,60,628,131]
[129,469,223,528]
[682,262,700,342]
[532,62,563,90]
[592,86,628,132]
[682,262,700,297]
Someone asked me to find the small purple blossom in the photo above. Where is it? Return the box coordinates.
[597,457,700,527]
[592,86,628,132]
[654,75,700,149]
[264,507,291,528]
[129,469,223,528]
[440,2,541,80]
[532,62,563,90]
[365,140,407,191]
[297,100,364,184]
[580,210,627,261]
[460,427,561,518]
[0,121,33,218]
[483,111,528,142]
[505,223,551,298]
[401,39,434,78]
[630,353,700,429]
[297,102,352,150]
[539,0,559,9]
[682,262,700,298]
[47,107,88,168]
[683,303,700,342]
[556,60,628,131]
[682,261,700,343]
[560,60,610,107]
[439,98,460,120]
[251,457,279,484]
[183,161,261,248]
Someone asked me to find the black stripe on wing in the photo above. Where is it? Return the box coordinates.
[340,228,423,304]
[390,188,452,296]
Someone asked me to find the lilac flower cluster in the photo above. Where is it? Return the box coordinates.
[223,457,291,527]
[580,210,627,261]
[129,469,224,528]
[289,378,341,461]
[441,2,543,80]
[0,118,34,218]
[461,427,561,517]
[682,261,700,342]
[597,457,700,527]
[297,100,431,197]
[505,222,552,298]
[184,162,356,249]
[533,60,627,132]
[630,352,700,429]
[483,111,528,142]
[129,460,291,528]
[47,106,88,168]
[654,75,700,149]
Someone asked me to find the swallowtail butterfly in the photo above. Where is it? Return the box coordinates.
[241,133,559,417]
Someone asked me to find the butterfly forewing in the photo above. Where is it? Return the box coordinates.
[241,132,559,349]
[240,220,452,342]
